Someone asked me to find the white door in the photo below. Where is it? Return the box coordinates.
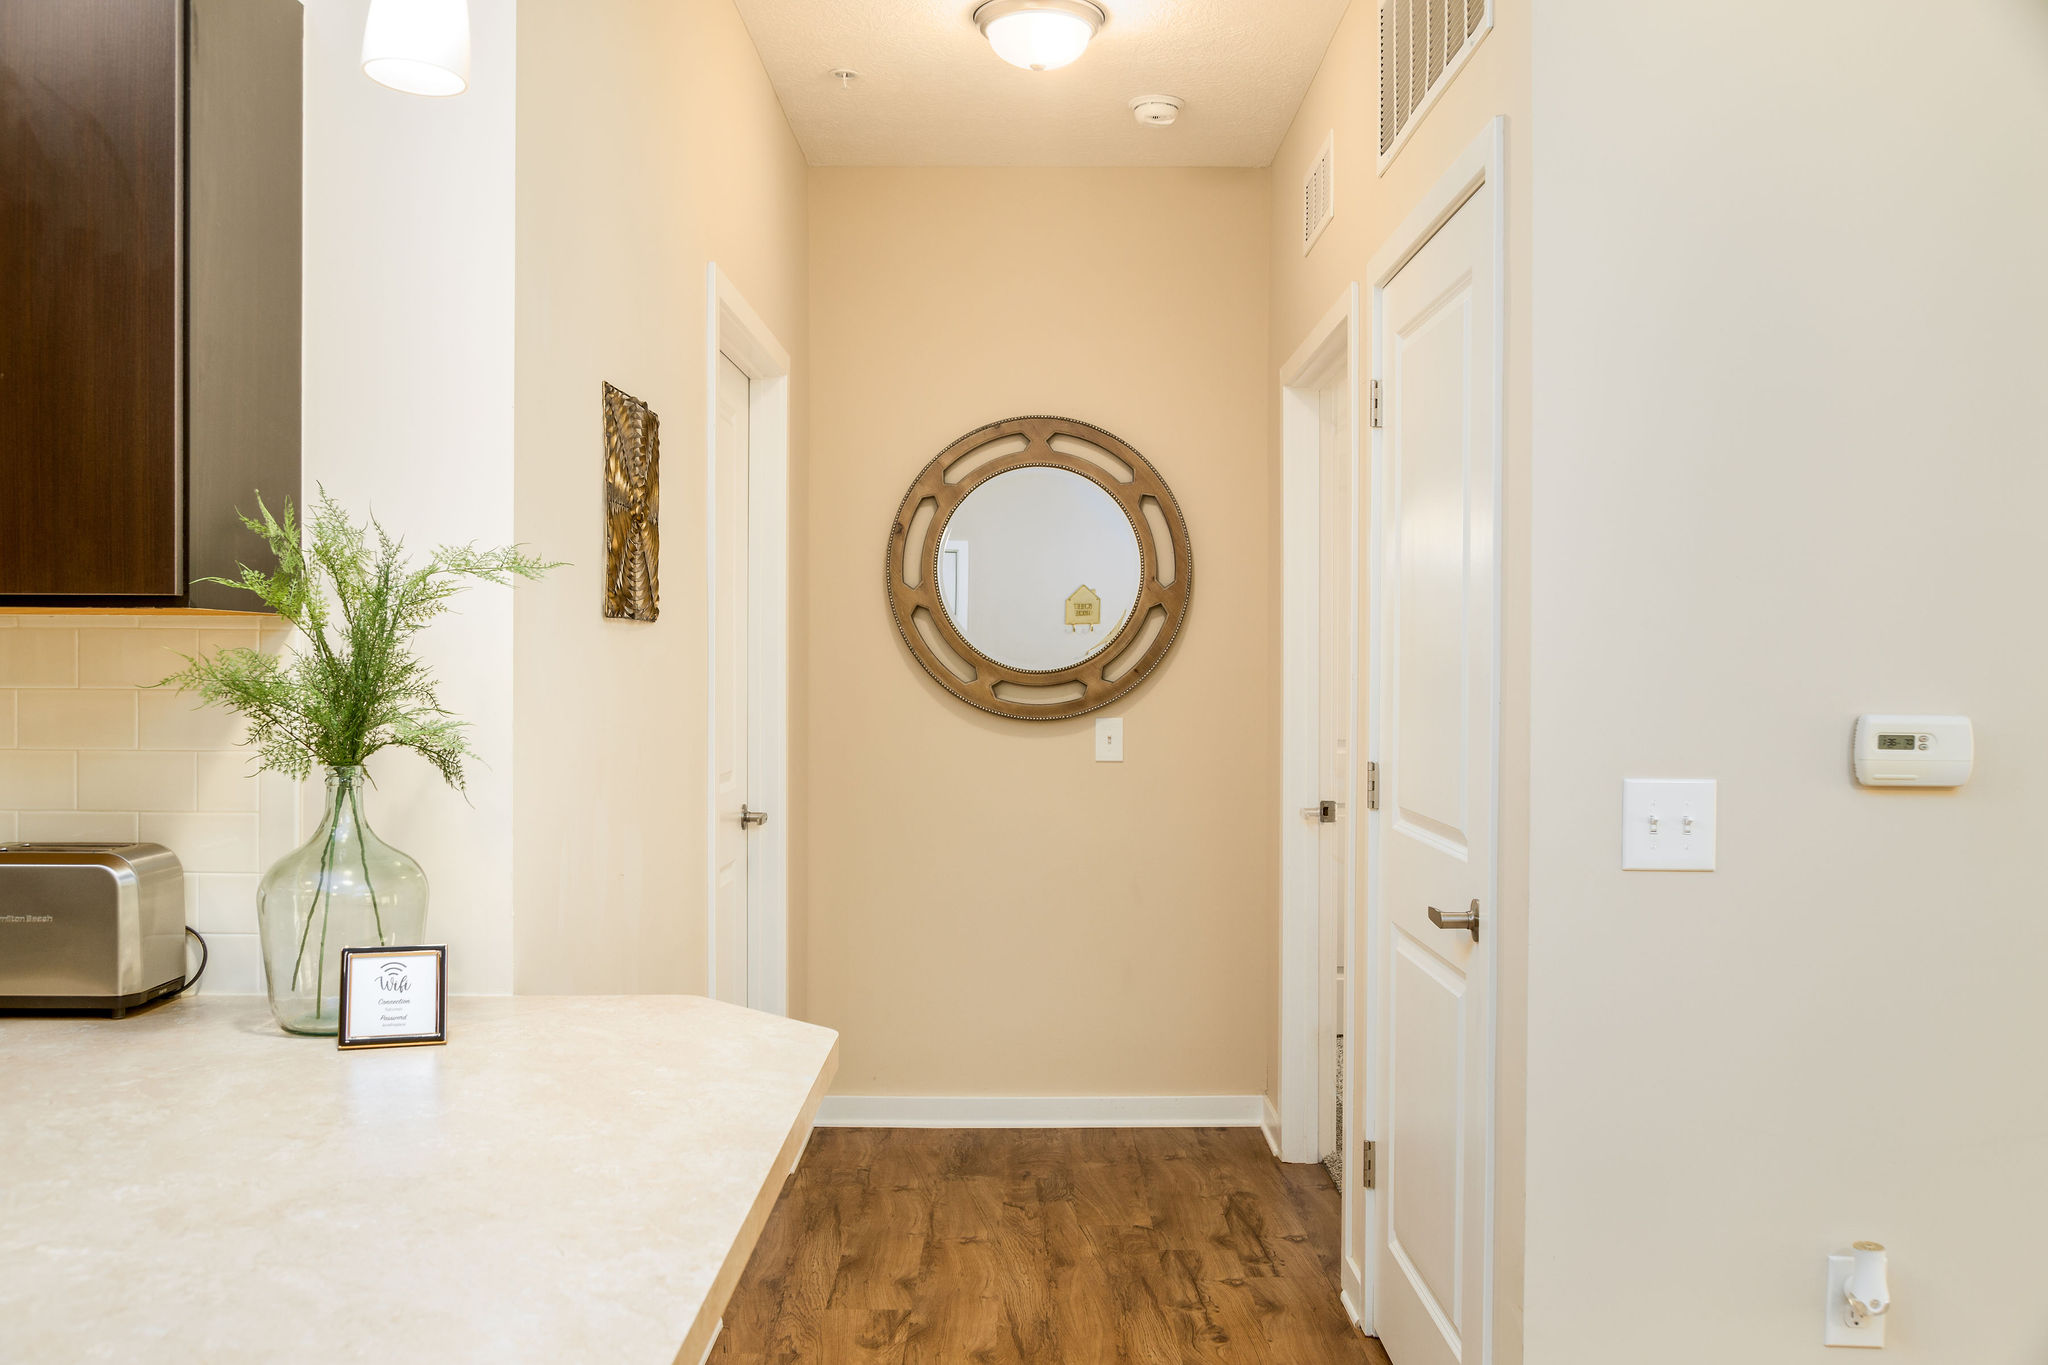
[711,352,751,1004]
[1370,174,1497,1365]
[1316,371,1354,1162]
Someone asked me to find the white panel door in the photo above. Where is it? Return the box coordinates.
[1371,177,1496,1365]
[712,352,751,1004]
[1317,371,1353,1161]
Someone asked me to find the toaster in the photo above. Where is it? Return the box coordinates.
[0,843,187,1016]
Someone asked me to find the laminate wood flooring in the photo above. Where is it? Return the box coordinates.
[710,1127,1395,1365]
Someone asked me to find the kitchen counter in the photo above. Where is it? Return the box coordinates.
[0,995,838,1363]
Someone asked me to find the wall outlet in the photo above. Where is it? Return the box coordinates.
[1095,717,1124,762]
[1621,778,1716,870]
[1824,1254,1886,1348]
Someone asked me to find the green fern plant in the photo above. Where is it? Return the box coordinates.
[157,490,559,790]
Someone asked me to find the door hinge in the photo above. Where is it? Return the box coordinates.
[1366,761,1380,811]
[1368,379,1383,429]
[1361,1139,1377,1190]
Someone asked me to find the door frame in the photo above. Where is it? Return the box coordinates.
[703,263,791,1015]
[1361,116,1506,1359]
[1278,285,1362,1190]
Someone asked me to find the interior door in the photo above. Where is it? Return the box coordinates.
[1317,371,1354,1163]
[712,352,752,1004]
[1370,176,1497,1365]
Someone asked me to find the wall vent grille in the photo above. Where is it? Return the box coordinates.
[1302,132,1335,254]
[1379,0,1491,166]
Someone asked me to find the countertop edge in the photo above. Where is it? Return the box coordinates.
[671,1035,840,1365]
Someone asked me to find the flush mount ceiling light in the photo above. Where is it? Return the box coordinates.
[361,0,471,97]
[973,0,1106,72]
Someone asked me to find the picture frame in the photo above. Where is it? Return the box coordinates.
[337,945,448,1050]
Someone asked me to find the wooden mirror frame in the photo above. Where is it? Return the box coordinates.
[885,415,1193,721]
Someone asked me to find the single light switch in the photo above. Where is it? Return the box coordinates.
[1095,717,1124,762]
[1621,778,1716,870]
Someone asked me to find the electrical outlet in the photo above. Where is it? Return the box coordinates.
[1095,717,1124,762]
[1621,778,1716,870]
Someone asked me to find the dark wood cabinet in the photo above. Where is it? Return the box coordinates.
[0,0,300,608]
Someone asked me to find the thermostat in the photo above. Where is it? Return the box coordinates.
[1852,714,1972,787]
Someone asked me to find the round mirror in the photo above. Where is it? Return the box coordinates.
[936,467,1143,672]
[886,415,1192,722]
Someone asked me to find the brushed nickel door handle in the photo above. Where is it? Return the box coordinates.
[740,805,768,830]
[1302,800,1340,823]
[1427,899,1480,942]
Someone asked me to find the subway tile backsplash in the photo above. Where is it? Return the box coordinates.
[0,616,298,994]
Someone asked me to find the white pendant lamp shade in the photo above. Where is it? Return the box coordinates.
[974,0,1106,72]
[361,0,472,97]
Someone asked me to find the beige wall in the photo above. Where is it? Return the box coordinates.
[1524,1,2048,1360]
[304,0,520,993]
[1266,2,1532,1357]
[803,167,1274,1097]
[511,0,809,992]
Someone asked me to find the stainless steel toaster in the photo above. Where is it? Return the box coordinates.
[0,843,187,1016]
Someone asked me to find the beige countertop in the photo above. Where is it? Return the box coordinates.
[0,995,838,1364]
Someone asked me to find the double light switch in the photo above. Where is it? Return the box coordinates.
[1621,778,1717,870]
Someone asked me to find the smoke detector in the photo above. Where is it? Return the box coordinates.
[1129,94,1183,127]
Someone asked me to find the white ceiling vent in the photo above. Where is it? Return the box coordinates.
[1302,131,1335,254]
[1379,0,1492,168]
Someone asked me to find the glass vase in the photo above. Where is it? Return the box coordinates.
[257,765,428,1035]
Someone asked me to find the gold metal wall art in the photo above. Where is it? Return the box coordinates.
[885,415,1193,722]
[602,381,659,621]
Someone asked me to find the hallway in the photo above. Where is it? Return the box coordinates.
[713,1127,1392,1364]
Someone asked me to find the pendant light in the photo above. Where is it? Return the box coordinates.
[973,0,1106,72]
[361,0,471,97]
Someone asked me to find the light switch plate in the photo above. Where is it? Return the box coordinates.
[1095,717,1124,762]
[1824,1254,1886,1348]
[1621,779,1716,870]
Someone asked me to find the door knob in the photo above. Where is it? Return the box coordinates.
[1427,899,1480,942]
[740,805,768,830]
[1302,800,1340,824]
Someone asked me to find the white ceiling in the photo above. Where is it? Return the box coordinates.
[731,0,1351,167]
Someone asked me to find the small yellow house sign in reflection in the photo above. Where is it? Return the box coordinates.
[1065,584,1102,628]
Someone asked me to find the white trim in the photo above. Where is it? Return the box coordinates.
[704,264,792,1016]
[1260,1094,1283,1159]
[1375,0,1495,176]
[814,1095,1267,1129]
[1362,115,1505,1364]
[1278,286,1362,1175]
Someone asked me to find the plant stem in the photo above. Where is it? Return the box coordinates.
[291,791,343,993]
[351,781,388,944]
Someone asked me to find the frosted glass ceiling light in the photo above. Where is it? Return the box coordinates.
[361,0,471,97]
[974,0,1106,72]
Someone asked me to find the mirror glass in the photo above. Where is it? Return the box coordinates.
[937,467,1143,672]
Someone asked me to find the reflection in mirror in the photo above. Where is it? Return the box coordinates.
[938,467,1142,672]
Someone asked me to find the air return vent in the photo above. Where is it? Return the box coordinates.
[1302,132,1334,254]
[1379,0,1492,165]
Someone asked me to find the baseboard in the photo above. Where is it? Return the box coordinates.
[1259,1094,1282,1158]
[814,1094,1267,1129]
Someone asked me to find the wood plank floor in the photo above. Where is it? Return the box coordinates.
[711,1127,1395,1365]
